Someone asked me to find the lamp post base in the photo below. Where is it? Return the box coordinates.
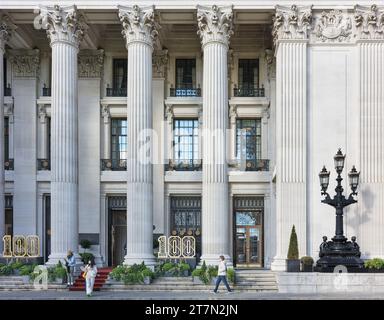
[315,236,364,272]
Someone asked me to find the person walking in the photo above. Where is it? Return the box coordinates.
[213,255,233,294]
[81,258,98,297]
[64,250,76,286]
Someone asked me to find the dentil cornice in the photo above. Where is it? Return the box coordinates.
[197,5,234,48]
[313,10,352,42]
[0,14,17,52]
[36,5,88,47]
[272,5,312,46]
[78,49,104,78]
[118,5,159,48]
[8,49,40,78]
[355,4,384,40]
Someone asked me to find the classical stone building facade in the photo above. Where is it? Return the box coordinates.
[0,1,383,270]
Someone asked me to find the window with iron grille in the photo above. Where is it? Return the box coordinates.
[176,59,196,88]
[111,119,127,163]
[113,59,127,90]
[236,119,262,161]
[238,59,259,89]
[173,119,199,162]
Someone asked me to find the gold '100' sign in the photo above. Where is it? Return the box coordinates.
[158,236,195,259]
[2,235,40,257]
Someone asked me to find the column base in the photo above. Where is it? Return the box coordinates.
[199,254,233,267]
[123,254,157,268]
[270,256,287,271]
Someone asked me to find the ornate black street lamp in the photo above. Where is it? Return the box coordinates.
[315,149,364,271]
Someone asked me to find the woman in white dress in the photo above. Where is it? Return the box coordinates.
[81,258,98,297]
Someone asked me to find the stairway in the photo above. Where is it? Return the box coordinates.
[234,269,278,292]
[69,267,112,292]
[0,276,66,291]
[103,270,278,292]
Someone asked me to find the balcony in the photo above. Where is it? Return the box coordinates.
[229,159,269,172]
[106,87,127,97]
[37,159,50,170]
[233,85,264,97]
[4,86,11,96]
[42,87,51,96]
[4,159,14,170]
[101,159,127,171]
[170,86,201,97]
[165,159,202,171]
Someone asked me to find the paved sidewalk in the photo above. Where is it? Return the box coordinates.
[0,290,383,300]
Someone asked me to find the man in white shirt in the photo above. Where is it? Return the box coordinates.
[213,255,233,294]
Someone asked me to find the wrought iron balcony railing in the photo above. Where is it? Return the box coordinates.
[101,159,127,171]
[4,159,14,170]
[170,87,201,97]
[106,87,127,97]
[233,86,264,97]
[42,87,51,96]
[4,87,11,96]
[228,159,269,172]
[165,159,202,171]
[37,159,50,170]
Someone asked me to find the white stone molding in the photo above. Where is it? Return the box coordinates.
[36,5,88,47]
[101,104,111,160]
[197,5,234,48]
[37,104,49,160]
[8,49,40,78]
[228,104,237,161]
[78,49,104,78]
[38,104,47,124]
[165,104,174,162]
[313,10,352,43]
[355,4,384,40]
[265,48,276,81]
[118,5,159,48]
[0,14,17,53]
[152,49,168,78]
[272,5,312,46]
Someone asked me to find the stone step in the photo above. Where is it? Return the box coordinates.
[0,277,28,281]
[236,277,276,282]
[0,281,26,285]
[102,285,278,292]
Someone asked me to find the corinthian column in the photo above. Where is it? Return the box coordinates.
[0,15,15,255]
[37,5,87,265]
[197,5,233,265]
[271,5,312,271]
[118,5,158,266]
[355,5,384,257]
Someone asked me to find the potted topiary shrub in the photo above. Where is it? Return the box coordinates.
[300,256,314,272]
[286,225,300,272]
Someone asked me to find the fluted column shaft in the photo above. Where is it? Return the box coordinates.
[0,38,5,255]
[201,41,230,264]
[50,42,79,260]
[125,41,155,265]
[118,5,157,265]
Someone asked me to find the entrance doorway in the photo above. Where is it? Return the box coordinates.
[108,196,127,267]
[233,197,264,267]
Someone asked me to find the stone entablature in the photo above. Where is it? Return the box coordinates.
[78,49,104,78]
[273,4,384,46]
[8,49,40,78]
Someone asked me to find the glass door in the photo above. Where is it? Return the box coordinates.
[234,209,263,267]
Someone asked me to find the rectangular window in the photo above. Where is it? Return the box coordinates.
[173,119,199,162]
[236,119,262,162]
[111,118,127,163]
[238,59,259,89]
[175,59,196,89]
[112,59,127,96]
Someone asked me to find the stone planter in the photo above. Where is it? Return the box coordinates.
[21,275,30,284]
[286,259,301,272]
[13,269,21,276]
[364,268,384,273]
[143,276,152,285]
[181,270,189,277]
[54,277,63,284]
[301,264,313,272]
